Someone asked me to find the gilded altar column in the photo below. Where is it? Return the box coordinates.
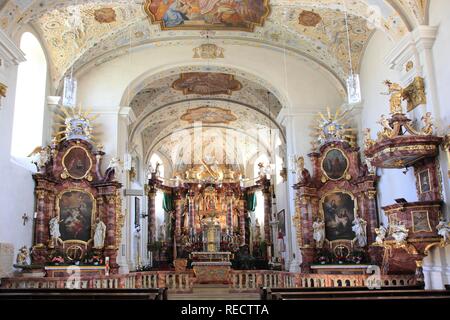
[147,185,156,244]
[174,192,182,238]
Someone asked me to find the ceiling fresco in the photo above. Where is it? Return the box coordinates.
[0,1,425,87]
[144,0,270,31]
[172,72,243,95]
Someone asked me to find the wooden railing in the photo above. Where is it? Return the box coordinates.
[0,271,195,293]
[1,270,415,293]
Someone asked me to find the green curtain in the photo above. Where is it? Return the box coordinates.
[246,193,257,212]
[163,192,174,212]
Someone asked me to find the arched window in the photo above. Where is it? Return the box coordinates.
[149,153,165,241]
[11,32,47,159]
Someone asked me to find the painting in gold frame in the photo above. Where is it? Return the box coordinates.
[321,148,349,181]
[144,0,270,32]
[57,190,96,242]
[411,210,432,233]
[319,190,357,242]
[62,145,93,180]
[418,169,432,194]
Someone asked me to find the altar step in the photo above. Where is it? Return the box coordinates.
[168,284,259,300]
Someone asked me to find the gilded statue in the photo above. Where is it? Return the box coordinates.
[296,156,311,184]
[377,114,394,140]
[421,112,433,135]
[16,246,30,265]
[382,80,404,115]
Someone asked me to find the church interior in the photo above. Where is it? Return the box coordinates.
[0,0,450,302]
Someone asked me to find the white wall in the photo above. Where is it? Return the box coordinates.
[422,0,450,290]
[359,31,418,226]
[0,62,35,274]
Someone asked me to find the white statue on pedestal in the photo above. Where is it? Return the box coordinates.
[49,216,61,244]
[375,224,387,245]
[312,218,325,248]
[352,215,367,247]
[391,221,409,244]
[93,218,107,249]
[436,219,450,243]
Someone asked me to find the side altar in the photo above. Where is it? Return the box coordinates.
[15,106,124,276]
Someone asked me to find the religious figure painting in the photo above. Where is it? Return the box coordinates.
[58,191,94,242]
[321,148,348,180]
[144,0,270,31]
[172,72,242,95]
[277,209,286,237]
[62,146,92,179]
[418,169,431,193]
[322,192,356,241]
[412,211,432,233]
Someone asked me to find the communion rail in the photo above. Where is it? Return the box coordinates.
[228,270,416,292]
[1,271,415,293]
[0,271,195,293]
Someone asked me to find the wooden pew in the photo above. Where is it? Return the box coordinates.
[260,285,425,300]
[271,289,450,301]
[0,288,168,300]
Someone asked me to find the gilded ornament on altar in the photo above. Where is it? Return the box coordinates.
[403,77,426,112]
[405,61,414,72]
[363,128,375,148]
[52,105,99,143]
[311,107,355,147]
[193,43,224,59]
[376,114,394,140]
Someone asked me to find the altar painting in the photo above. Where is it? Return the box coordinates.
[58,190,95,242]
[321,192,356,241]
[321,148,348,180]
[144,0,270,31]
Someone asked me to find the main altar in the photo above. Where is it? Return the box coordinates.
[146,156,277,281]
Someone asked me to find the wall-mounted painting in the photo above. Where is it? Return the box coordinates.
[277,209,286,237]
[135,197,141,228]
[418,169,432,193]
[321,191,356,241]
[58,190,95,242]
[412,211,432,233]
[321,148,348,180]
[62,146,93,180]
[144,0,270,31]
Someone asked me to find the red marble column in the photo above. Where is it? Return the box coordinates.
[174,193,182,238]
[147,187,156,244]
[365,191,378,245]
[34,190,47,247]
[188,191,195,235]
[263,189,272,245]
[239,196,246,246]
[226,191,233,234]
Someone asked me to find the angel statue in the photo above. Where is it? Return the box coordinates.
[155,162,161,177]
[352,215,367,247]
[377,114,394,139]
[16,246,30,265]
[104,157,122,181]
[421,112,434,135]
[391,221,409,244]
[382,80,405,115]
[49,216,61,247]
[312,218,325,248]
[363,128,375,149]
[257,162,266,178]
[436,219,450,244]
[28,146,50,172]
[375,223,387,245]
[93,218,107,249]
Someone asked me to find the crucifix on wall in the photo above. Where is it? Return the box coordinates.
[22,213,29,226]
